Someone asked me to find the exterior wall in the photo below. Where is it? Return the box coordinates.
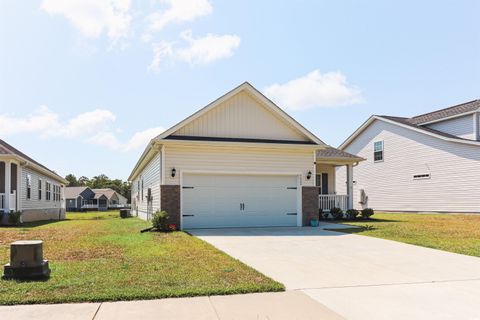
[425,114,474,140]
[337,119,480,212]
[302,187,319,225]
[20,166,65,221]
[160,185,180,227]
[131,152,161,219]
[164,144,315,187]
[315,164,336,193]
[172,91,309,142]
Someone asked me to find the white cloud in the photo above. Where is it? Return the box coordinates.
[146,0,212,32]
[264,70,365,111]
[41,0,132,45]
[0,107,163,152]
[123,127,165,151]
[149,30,240,72]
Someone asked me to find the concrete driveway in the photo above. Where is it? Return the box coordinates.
[190,225,480,320]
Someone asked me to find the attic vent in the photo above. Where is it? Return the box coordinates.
[413,174,430,180]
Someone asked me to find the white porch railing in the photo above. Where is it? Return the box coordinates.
[81,204,99,209]
[319,194,349,212]
[0,191,17,211]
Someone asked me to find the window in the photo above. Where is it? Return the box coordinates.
[46,182,51,201]
[374,141,384,162]
[413,174,430,180]
[141,180,144,201]
[38,179,42,200]
[26,175,32,199]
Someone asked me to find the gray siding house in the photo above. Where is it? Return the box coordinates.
[65,187,128,211]
[337,99,480,213]
[0,139,67,222]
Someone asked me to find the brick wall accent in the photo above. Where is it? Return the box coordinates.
[160,185,181,228]
[302,186,319,226]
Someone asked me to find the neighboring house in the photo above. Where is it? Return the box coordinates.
[128,82,363,229]
[337,99,480,213]
[0,139,67,222]
[65,187,128,211]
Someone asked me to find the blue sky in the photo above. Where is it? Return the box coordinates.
[0,0,479,180]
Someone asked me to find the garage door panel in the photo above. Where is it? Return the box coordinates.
[182,173,298,229]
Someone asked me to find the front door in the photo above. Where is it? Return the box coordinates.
[316,173,329,194]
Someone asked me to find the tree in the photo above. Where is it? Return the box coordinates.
[65,174,79,186]
[78,176,90,186]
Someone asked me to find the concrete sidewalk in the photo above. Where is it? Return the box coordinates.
[0,291,344,320]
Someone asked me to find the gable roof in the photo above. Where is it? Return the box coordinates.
[409,99,480,125]
[92,188,117,200]
[0,139,67,184]
[156,82,325,145]
[65,186,90,199]
[340,114,480,150]
[129,82,328,181]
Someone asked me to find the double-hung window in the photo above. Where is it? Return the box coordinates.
[374,141,384,162]
[46,182,51,201]
[38,179,42,200]
[26,175,32,199]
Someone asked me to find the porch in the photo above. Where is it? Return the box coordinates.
[0,160,20,212]
[315,148,365,212]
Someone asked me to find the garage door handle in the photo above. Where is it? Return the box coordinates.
[286,212,297,215]
[182,214,195,217]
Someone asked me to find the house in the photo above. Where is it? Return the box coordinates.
[65,187,128,211]
[0,139,67,222]
[128,82,363,229]
[336,99,480,213]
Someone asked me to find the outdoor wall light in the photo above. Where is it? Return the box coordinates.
[306,171,312,180]
[171,167,176,178]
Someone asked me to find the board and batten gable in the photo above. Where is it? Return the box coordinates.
[171,91,310,142]
[337,119,480,212]
[425,114,475,140]
[131,151,161,220]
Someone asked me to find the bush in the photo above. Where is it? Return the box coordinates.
[346,209,359,220]
[8,211,22,226]
[330,207,344,220]
[152,210,169,231]
[360,208,374,219]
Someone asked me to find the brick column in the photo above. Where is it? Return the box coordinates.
[302,186,319,226]
[160,185,181,228]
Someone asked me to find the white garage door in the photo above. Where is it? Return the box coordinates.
[182,173,298,229]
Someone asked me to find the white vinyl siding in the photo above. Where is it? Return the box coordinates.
[172,91,309,142]
[21,167,64,210]
[164,144,315,187]
[426,114,474,140]
[337,119,480,212]
[132,152,161,219]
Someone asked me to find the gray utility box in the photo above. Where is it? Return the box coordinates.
[3,240,51,279]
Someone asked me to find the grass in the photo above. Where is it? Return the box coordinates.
[0,211,283,305]
[330,212,480,257]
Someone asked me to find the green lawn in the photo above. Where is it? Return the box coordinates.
[331,212,480,257]
[0,211,283,305]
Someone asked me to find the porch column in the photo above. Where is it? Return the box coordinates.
[16,163,21,211]
[4,160,11,212]
[346,164,353,210]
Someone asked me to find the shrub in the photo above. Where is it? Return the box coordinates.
[152,210,169,231]
[360,208,375,219]
[346,209,359,220]
[330,207,343,220]
[8,211,22,226]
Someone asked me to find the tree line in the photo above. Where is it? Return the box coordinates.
[65,174,131,203]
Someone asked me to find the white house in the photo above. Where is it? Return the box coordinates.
[128,82,363,229]
[336,99,480,213]
[0,139,67,222]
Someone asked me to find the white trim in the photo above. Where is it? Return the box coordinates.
[339,115,480,150]
[474,112,479,141]
[179,170,303,230]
